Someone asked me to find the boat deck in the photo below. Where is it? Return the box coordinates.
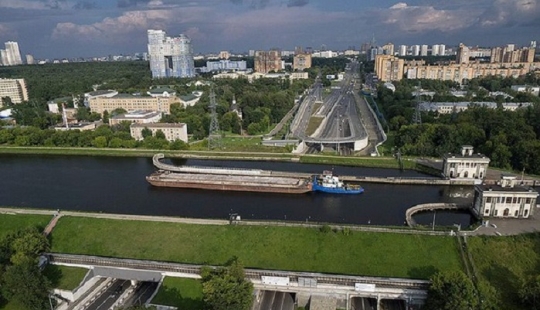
[154,172,307,187]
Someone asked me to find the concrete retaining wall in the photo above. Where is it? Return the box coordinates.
[406,203,470,227]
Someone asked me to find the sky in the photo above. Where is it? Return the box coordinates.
[0,0,538,59]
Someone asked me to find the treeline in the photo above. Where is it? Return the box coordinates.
[162,77,312,136]
[0,61,152,101]
[0,227,51,309]
[379,75,540,174]
[0,124,189,150]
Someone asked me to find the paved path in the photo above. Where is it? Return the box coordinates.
[466,214,540,236]
[43,212,63,236]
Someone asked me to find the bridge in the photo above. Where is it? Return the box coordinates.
[405,203,472,227]
[47,253,429,309]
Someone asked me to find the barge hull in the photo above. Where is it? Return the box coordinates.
[147,178,311,194]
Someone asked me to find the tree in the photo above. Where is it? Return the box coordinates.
[111,108,127,116]
[1,260,51,310]
[1,96,13,107]
[141,127,153,139]
[423,271,478,310]
[519,275,540,309]
[201,258,253,310]
[102,110,110,124]
[155,129,166,140]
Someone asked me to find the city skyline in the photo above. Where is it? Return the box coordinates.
[0,0,539,59]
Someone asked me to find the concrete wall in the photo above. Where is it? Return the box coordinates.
[353,137,369,151]
[53,268,95,302]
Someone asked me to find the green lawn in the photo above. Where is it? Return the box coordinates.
[468,234,540,309]
[0,213,51,238]
[43,265,89,290]
[50,217,462,279]
[300,155,416,169]
[0,300,26,310]
[189,136,288,153]
[305,116,324,136]
[152,277,203,309]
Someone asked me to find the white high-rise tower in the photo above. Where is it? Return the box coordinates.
[5,41,22,65]
[147,29,195,79]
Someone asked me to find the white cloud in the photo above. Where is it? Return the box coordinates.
[375,2,480,33]
[479,0,539,27]
[0,0,71,10]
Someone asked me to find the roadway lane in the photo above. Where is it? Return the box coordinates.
[86,279,130,310]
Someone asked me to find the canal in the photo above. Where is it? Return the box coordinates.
[0,154,475,227]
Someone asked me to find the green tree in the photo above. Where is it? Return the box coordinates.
[111,108,127,116]
[155,129,166,140]
[75,107,91,121]
[92,136,108,148]
[519,275,540,310]
[141,127,153,139]
[201,258,253,310]
[423,271,478,310]
[170,139,189,150]
[102,110,110,124]
[1,96,13,107]
[1,260,51,310]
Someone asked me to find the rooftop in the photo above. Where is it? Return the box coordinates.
[131,123,185,128]
[476,184,538,193]
[87,89,116,96]
[112,110,161,119]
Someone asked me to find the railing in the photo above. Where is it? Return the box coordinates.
[47,253,429,291]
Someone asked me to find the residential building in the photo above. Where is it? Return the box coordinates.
[439,44,446,56]
[203,60,247,72]
[473,175,538,218]
[374,55,404,82]
[420,101,532,114]
[0,78,28,104]
[0,41,23,66]
[431,44,440,56]
[254,50,282,73]
[491,46,535,63]
[398,45,407,56]
[405,61,537,84]
[293,50,312,71]
[109,110,162,126]
[88,93,180,115]
[290,72,309,80]
[179,94,200,106]
[147,86,176,98]
[25,54,34,65]
[456,43,470,64]
[130,123,188,142]
[511,85,540,96]
[411,45,420,56]
[147,29,195,78]
[420,45,428,56]
[442,146,490,182]
[84,90,118,106]
[218,51,230,59]
[382,43,394,56]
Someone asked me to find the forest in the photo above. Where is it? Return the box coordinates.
[374,72,540,174]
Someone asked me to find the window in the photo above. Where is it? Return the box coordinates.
[512,197,517,204]
[526,198,531,204]
[514,210,518,217]
[486,197,492,203]
[506,197,512,203]
[485,209,490,214]
[503,208,510,216]
[524,209,529,217]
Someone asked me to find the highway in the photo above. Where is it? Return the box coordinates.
[86,279,130,310]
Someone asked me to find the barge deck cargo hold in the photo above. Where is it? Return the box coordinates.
[147,154,312,194]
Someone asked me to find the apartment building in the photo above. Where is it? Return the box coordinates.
[130,123,188,142]
[0,78,28,104]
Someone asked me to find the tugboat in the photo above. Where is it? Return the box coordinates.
[312,170,364,194]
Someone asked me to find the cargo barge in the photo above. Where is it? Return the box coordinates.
[146,154,312,194]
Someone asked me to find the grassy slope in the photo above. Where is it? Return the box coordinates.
[468,234,540,309]
[43,265,89,290]
[50,217,461,279]
[151,277,204,308]
[0,214,51,238]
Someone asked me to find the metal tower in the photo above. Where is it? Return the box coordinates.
[208,87,222,150]
[412,82,422,124]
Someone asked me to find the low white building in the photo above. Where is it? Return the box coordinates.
[511,85,540,96]
[420,101,532,114]
[442,146,490,182]
[109,110,161,126]
[130,123,188,142]
[473,175,538,218]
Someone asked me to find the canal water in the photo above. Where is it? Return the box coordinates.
[0,154,475,227]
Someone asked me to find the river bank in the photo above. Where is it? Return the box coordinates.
[0,146,417,170]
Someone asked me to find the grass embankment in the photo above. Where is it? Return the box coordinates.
[305,117,324,136]
[300,155,416,169]
[43,265,89,290]
[468,234,540,309]
[189,136,288,153]
[152,278,203,308]
[50,217,461,279]
[0,214,51,238]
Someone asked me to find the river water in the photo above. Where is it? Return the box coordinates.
[0,154,475,227]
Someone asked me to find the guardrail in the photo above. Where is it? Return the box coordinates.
[46,253,429,291]
[405,203,470,227]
